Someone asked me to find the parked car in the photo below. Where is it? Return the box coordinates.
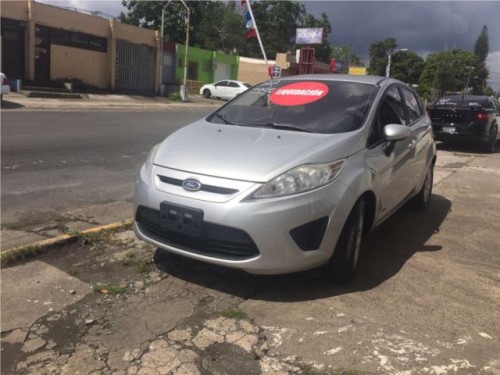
[427,95,500,152]
[199,80,251,100]
[134,74,436,282]
[1,72,10,101]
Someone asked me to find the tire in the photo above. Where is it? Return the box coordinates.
[328,199,365,283]
[485,125,498,153]
[412,164,434,209]
[203,89,211,98]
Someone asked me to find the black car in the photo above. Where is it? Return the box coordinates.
[427,95,500,152]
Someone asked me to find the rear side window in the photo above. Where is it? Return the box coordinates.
[401,87,423,124]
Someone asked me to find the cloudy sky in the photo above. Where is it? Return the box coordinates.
[39,0,500,90]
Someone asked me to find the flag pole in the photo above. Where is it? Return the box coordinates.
[245,0,269,70]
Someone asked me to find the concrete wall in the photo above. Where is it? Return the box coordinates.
[51,44,107,88]
[238,56,275,85]
[1,1,28,20]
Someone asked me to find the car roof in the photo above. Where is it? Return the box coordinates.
[279,74,389,86]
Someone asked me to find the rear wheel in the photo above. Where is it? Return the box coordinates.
[203,89,211,98]
[328,199,365,283]
[412,164,434,209]
[485,125,498,153]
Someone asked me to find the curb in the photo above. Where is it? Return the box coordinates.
[1,219,134,267]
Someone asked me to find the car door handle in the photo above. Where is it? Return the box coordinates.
[408,140,417,149]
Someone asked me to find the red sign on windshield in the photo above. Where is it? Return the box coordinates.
[269,82,329,106]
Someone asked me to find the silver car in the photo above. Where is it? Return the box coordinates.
[134,74,436,282]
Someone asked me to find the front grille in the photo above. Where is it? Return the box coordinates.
[158,176,238,195]
[136,206,259,260]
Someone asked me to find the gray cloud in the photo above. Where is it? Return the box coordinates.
[303,1,500,89]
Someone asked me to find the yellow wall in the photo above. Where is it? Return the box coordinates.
[238,57,274,85]
[0,1,28,20]
[32,2,109,37]
[113,21,157,47]
[51,44,107,88]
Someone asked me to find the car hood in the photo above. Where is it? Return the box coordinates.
[153,119,364,183]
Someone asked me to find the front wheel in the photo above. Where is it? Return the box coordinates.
[328,199,365,283]
[203,89,211,98]
[412,164,434,209]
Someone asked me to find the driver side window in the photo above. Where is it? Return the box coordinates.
[367,86,406,147]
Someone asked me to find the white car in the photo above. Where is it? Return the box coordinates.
[1,73,10,101]
[199,80,251,100]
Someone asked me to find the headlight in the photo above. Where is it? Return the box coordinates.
[144,143,161,178]
[250,159,347,199]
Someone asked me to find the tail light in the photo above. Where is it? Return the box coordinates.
[1,76,9,86]
[475,111,488,122]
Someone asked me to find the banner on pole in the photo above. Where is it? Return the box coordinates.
[295,28,323,44]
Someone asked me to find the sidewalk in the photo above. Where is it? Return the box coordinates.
[1,92,223,111]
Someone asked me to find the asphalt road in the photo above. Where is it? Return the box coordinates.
[1,110,212,230]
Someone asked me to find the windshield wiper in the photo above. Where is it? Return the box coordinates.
[266,122,313,133]
[213,113,236,125]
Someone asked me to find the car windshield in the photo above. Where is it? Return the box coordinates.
[207,79,378,134]
[243,83,252,88]
[434,96,490,107]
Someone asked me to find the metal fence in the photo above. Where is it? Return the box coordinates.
[116,40,155,92]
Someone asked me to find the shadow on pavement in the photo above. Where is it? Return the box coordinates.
[1,99,25,109]
[436,140,499,154]
[153,194,452,302]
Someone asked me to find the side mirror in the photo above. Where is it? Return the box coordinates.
[383,124,410,156]
[383,124,410,141]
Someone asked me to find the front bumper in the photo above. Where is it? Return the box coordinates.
[133,164,354,275]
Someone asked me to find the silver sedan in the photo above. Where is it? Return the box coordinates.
[134,74,436,282]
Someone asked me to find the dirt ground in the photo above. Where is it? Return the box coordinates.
[1,145,499,375]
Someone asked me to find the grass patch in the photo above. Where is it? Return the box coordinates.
[119,250,137,266]
[93,283,127,295]
[218,308,248,320]
[135,257,149,274]
[1,244,45,267]
[168,92,182,101]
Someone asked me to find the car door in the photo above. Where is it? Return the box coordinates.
[226,81,241,99]
[213,81,229,98]
[399,86,433,190]
[365,85,417,220]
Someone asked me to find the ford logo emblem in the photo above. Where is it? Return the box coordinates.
[182,179,202,192]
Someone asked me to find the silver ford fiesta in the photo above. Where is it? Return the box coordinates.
[134,74,436,282]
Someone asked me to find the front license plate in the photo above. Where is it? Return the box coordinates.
[441,126,456,134]
[160,202,203,237]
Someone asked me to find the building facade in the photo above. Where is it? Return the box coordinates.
[1,0,160,92]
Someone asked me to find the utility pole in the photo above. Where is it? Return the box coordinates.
[179,0,190,101]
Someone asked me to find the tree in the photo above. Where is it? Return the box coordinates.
[419,49,480,97]
[330,44,363,73]
[474,25,489,62]
[367,38,397,76]
[390,50,424,85]
[248,1,307,59]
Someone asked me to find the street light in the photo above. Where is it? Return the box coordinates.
[385,48,408,78]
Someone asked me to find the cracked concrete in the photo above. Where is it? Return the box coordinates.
[1,147,499,374]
